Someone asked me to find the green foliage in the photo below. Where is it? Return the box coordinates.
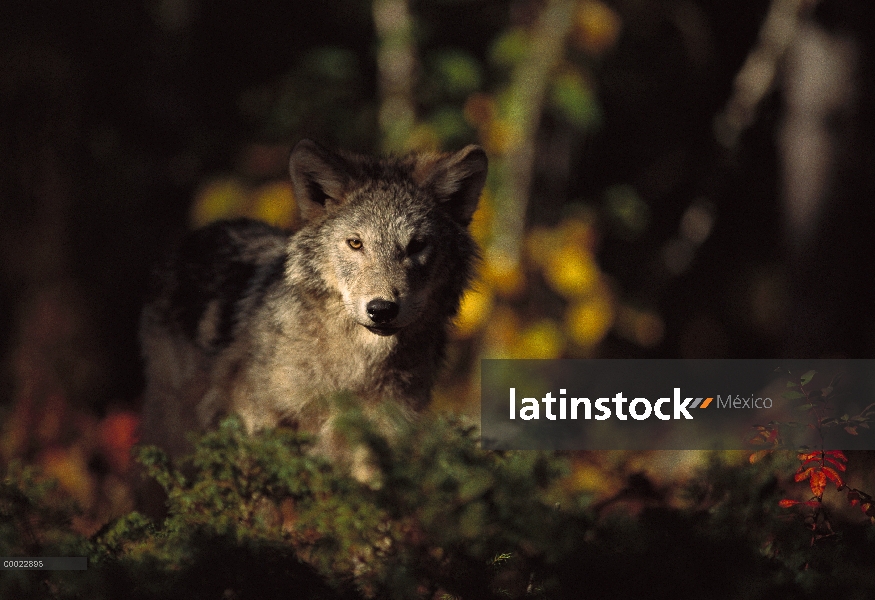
[97,410,574,599]
[548,71,602,130]
[489,28,531,68]
[429,51,483,99]
[6,407,875,598]
[0,462,88,599]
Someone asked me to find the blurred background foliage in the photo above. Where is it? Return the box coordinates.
[2,0,875,576]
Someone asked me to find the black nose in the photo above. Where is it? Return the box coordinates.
[366,299,399,324]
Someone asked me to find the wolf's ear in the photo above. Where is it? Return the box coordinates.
[417,145,488,226]
[289,139,350,220]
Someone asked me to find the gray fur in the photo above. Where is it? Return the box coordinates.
[139,140,487,462]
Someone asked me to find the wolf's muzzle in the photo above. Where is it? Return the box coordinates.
[366,299,399,324]
[365,299,401,335]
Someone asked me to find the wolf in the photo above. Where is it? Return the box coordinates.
[139,139,488,463]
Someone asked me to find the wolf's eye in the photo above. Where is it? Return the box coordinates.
[347,238,363,250]
[406,238,427,256]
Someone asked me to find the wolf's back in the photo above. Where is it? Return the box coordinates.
[139,218,289,455]
[143,218,288,353]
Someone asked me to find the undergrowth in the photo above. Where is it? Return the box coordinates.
[3,403,875,599]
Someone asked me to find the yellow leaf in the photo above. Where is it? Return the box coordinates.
[468,190,495,245]
[249,181,298,228]
[485,118,517,155]
[545,247,599,298]
[39,446,94,509]
[566,293,614,347]
[481,253,525,297]
[454,288,495,338]
[514,319,564,359]
[573,0,623,55]
[570,463,612,493]
[190,178,248,227]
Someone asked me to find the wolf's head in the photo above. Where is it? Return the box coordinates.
[289,139,488,337]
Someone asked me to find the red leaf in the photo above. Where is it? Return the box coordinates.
[844,425,858,435]
[825,449,848,461]
[797,451,819,462]
[779,499,801,508]
[794,467,813,482]
[98,411,140,472]
[824,456,847,471]
[822,466,844,489]
[800,456,821,468]
[809,469,827,497]
[749,450,773,464]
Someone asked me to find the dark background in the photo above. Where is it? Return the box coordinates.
[1,0,873,420]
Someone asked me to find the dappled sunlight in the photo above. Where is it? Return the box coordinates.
[2,0,873,594]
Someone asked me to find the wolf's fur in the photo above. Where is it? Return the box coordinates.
[139,139,487,462]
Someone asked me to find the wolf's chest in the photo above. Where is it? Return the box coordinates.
[248,315,399,403]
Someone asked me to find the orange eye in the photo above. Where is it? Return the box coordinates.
[347,238,363,250]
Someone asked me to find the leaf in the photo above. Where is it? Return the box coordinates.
[489,28,530,67]
[797,451,819,462]
[820,418,837,426]
[821,386,834,397]
[822,466,844,489]
[748,425,780,446]
[794,467,813,482]
[825,449,847,461]
[432,51,483,97]
[796,403,814,411]
[800,370,816,386]
[778,498,800,508]
[808,470,827,497]
[550,71,602,130]
[749,450,773,464]
[824,456,847,471]
[190,178,248,227]
[783,391,806,400]
[844,425,858,435]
